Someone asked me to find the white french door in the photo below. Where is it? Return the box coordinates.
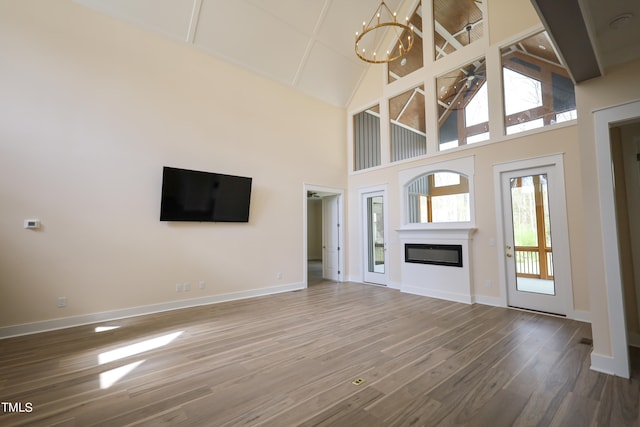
[496,156,572,316]
[362,189,388,285]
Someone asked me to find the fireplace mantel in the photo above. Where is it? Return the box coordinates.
[395,226,477,240]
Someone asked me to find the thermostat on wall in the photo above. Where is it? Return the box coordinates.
[24,219,40,229]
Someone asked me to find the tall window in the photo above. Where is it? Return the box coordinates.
[501,31,576,135]
[433,0,483,60]
[353,105,381,171]
[437,58,489,151]
[389,85,426,162]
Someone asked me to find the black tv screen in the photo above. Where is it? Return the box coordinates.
[160,167,252,222]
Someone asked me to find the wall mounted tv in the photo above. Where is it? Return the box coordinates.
[160,166,252,222]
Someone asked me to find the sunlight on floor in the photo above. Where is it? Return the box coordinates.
[98,331,183,365]
[97,331,183,389]
[95,326,120,333]
[100,360,145,389]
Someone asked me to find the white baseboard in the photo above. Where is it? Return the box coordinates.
[590,352,617,376]
[401,285,473,304]
[591,352,616,375]
[590,351,631,378]
[472,294,503,307]
[387,280,402,290]
[0,282,305,339]
[569,310,592,323]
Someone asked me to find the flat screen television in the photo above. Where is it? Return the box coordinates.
[160,166,252,222]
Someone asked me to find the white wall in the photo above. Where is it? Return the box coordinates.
[0,1,347,331]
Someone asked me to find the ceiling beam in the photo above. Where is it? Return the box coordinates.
[434,20,465,51]
[529,0,602,82]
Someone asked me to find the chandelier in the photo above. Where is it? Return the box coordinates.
[355,1,415,64]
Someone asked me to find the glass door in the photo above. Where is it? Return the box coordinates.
[502,168,566,315]
[363,191,387,285]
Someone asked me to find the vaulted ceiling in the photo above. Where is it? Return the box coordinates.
[73,0,640,108]
[73,0,403,108]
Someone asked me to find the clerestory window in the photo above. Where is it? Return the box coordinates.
[501,31,576,135]
[437,58,489,151]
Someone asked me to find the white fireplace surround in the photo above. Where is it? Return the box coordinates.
[397,156,476,303]
[397,227,476,303]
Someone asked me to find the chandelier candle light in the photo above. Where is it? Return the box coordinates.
[355,1,414,64]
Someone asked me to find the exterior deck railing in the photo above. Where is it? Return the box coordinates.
[515,246,553,279]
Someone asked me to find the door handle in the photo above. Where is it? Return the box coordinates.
[506,253,513,257]
[506,245,512,250]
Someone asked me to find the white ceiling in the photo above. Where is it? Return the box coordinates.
[73,0,404,108]
[582,0,640,70]
[72,0,640,107]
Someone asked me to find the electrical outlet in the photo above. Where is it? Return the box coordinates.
[276,272,283,280]
[176,283,183,292]
[199,281,205,290]
[57,296,67,307]
[184,282,191,292]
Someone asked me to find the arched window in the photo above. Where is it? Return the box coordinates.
[406,171,470,223]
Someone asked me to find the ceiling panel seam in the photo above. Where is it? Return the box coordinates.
[292,0,334,87]
[186,0,203,44]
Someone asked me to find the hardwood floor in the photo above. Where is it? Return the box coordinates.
[0,281,638,426]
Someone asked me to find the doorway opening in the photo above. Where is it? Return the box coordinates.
[611,122,640,351]
[304,185,344,286]
[593,100,640,378]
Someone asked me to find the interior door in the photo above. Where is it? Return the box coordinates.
[501,166,567,315]
[322,195,341,281]
[363,191,387,285]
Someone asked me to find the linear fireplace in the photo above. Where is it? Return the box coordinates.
[405,243,463,267]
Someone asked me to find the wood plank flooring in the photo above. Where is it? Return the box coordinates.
[0,281,638,426]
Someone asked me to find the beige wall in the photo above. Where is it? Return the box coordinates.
[0,1,346,328]
[487,0,541,44]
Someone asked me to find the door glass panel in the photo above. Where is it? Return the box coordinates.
[367,196,385,274]
[509,174,555,295]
